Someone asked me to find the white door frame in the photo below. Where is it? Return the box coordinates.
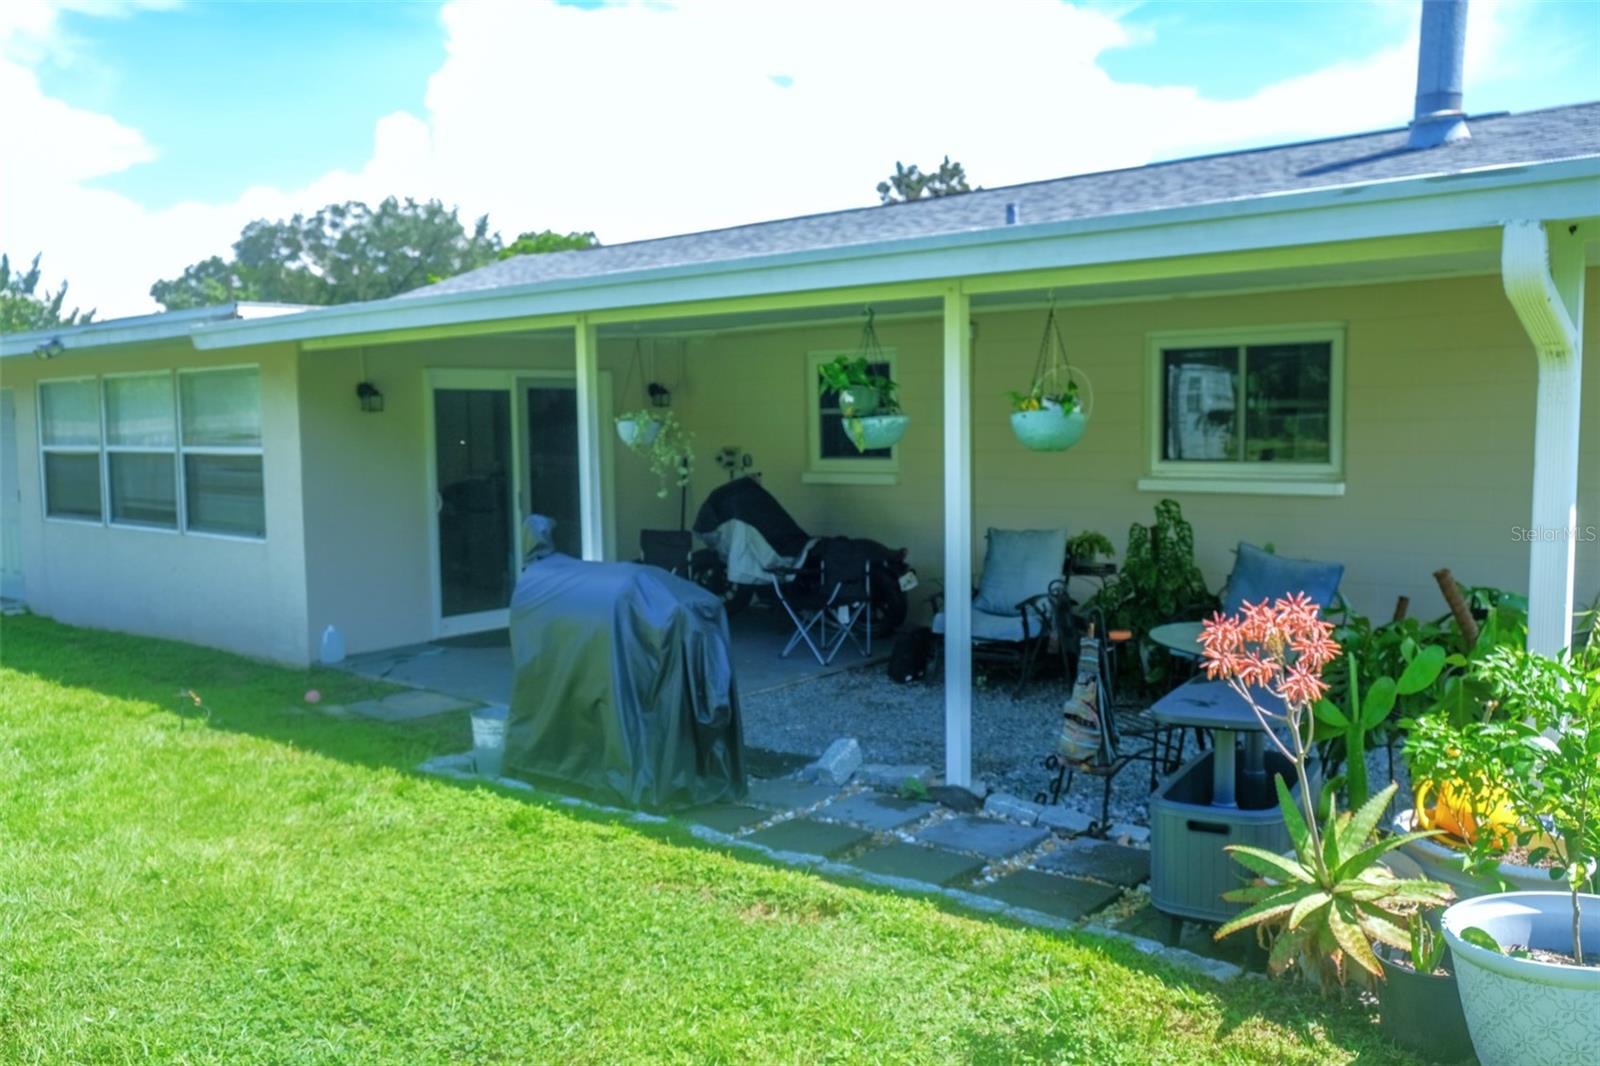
[0,387,23,602]
[423,368,613,638]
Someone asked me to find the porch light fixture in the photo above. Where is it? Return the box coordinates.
[647,381,672,408]
[33,337,64,360]
[355,381,384,413]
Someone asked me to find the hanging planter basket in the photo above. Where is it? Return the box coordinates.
[615,414,662,447]
[1010,301,1093,453]
[845,414,909,450]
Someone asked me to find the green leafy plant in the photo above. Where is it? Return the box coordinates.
[1457,643,1599,965]
[899,777,930,802]
[1201,596,1454,994]
[1314,641,1446,810]
[816,355,899,413]
[1067,530,1115,567]
[616,409,694,499]
[1088,500,1214,683]
[1403,910,1448,975]
[1007,380,1080,413]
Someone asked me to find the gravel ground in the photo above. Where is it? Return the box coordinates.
[740,664,1415,829]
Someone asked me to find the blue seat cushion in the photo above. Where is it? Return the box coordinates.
[932,609,1033,643]
[1221,542,1343,613]
[973,528,1068,615]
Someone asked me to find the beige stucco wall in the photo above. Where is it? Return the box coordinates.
[295,333,677,656]
[0,341,311,663]
[676,270,1600,625]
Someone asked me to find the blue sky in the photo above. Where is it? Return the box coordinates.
[5,0,1598,315]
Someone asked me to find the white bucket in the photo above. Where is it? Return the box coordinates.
[470,705,509,779]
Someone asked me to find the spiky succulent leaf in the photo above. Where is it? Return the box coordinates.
[1327,900,1383,979]
[1334,831,1443,882]
[1337,782,1400,856]
[1287,891,1331,931]
[1274,774,1312,863]
[1267,928,1304,976]
[1223,844,1315,884]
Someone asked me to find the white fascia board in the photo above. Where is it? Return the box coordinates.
[0,301,310,359]
[180,156,1600,351]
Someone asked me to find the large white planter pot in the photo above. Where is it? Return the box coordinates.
[1009,406,1087,452]
[1442,891,1600,1065]
[616,417,661,447]
[1391,808,1550,898]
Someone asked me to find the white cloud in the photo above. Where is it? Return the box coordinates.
[0,0,1576,318]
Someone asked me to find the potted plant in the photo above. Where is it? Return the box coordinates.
[1376,911,1475,1062]
[1439,644,1600,1065]
[821,309,910,452]
[1009,381,1086,452]
[1200,595,1455,996]
[616,408,693,498]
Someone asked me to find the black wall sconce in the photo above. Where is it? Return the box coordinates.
[647,381,671,408]
[356,381,384,413]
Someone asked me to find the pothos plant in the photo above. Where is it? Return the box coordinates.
[1007,379,1080,413]
[1200,595,1455,994]
[816,355,899,413]
[616,408,693,499]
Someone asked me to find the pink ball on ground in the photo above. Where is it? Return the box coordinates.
[304,689,322,704]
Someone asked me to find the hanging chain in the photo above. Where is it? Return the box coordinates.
[857,307,883,362]
[1030,299,1073,393]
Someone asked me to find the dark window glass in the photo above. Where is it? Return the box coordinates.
[1244,343,1332,463]
[44,453,101,520]
[184,454,265,537]
[109,453,177,528]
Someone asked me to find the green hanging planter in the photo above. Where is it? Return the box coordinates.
[1009,300,1094,453]
[845,414,909,451]
[1010,404,1086,452]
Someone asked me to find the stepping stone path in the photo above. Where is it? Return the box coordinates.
[977,869,1124,921]
[915,814,1050,861]
[686,804,770,834]
[347,689,475,722]
[817,793,936,831]
[849,843,986,887]
[745,777,840,811]
[744,818,871,859]
[1033,838,1150,886]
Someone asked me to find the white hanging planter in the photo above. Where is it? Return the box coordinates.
[1010,302,1094,453]
[845,414,909,451]
[615,415,662,447]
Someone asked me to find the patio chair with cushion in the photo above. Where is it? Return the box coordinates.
[1219,541,1344,614]
[931,528,1074,695]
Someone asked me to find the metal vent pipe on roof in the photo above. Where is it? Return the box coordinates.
[1408,0,1471,148]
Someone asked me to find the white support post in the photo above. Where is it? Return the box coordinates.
[1501,220,1586,655]
[942,284,973,788]
[574,316,605,561]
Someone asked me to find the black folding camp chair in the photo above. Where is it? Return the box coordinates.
[770,544,874,666]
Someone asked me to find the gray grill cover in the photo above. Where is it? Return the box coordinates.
[505,545,745,809]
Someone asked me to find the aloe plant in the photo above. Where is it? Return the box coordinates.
[1219,781,1455,992]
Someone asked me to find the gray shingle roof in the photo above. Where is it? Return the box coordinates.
[415,102,1600,299]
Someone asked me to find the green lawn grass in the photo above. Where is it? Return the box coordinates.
[0,615,1423,1064]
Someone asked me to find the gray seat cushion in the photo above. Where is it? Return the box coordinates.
[973,528,1068,615]
[932,609,1032,643]
[1220,541,1344,613]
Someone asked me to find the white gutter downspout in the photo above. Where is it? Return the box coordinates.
[1501,220,1587,655]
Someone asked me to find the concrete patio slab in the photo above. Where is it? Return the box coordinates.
[914,815,1049,860]
[1033,838,1151,887]
[817,793,936,831]
[685,804,770,834]
[744,818,871,859]
[744,777,840,811]
[848,843,986,886]
[346,689,476,722]
[976,869,1123,921]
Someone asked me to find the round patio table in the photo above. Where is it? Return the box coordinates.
[1151,676,1280,808]
[1146,621,1204,660]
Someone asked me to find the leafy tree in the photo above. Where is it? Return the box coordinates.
[499,229,598,259]
[150,198,504,310]
[1,253,94,334]
[876,157,974,204]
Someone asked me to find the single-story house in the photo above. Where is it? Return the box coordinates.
[3,60,1596,787]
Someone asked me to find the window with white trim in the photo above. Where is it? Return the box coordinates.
[1145,326,1344,493]
[179,367,265,538]
[105,373,178,529]
[36,366,266,537]
[38,378,103,521]
[805,349,898,484]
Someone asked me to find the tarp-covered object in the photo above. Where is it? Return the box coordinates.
[693,477,813,585]
[505,522,745,809]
